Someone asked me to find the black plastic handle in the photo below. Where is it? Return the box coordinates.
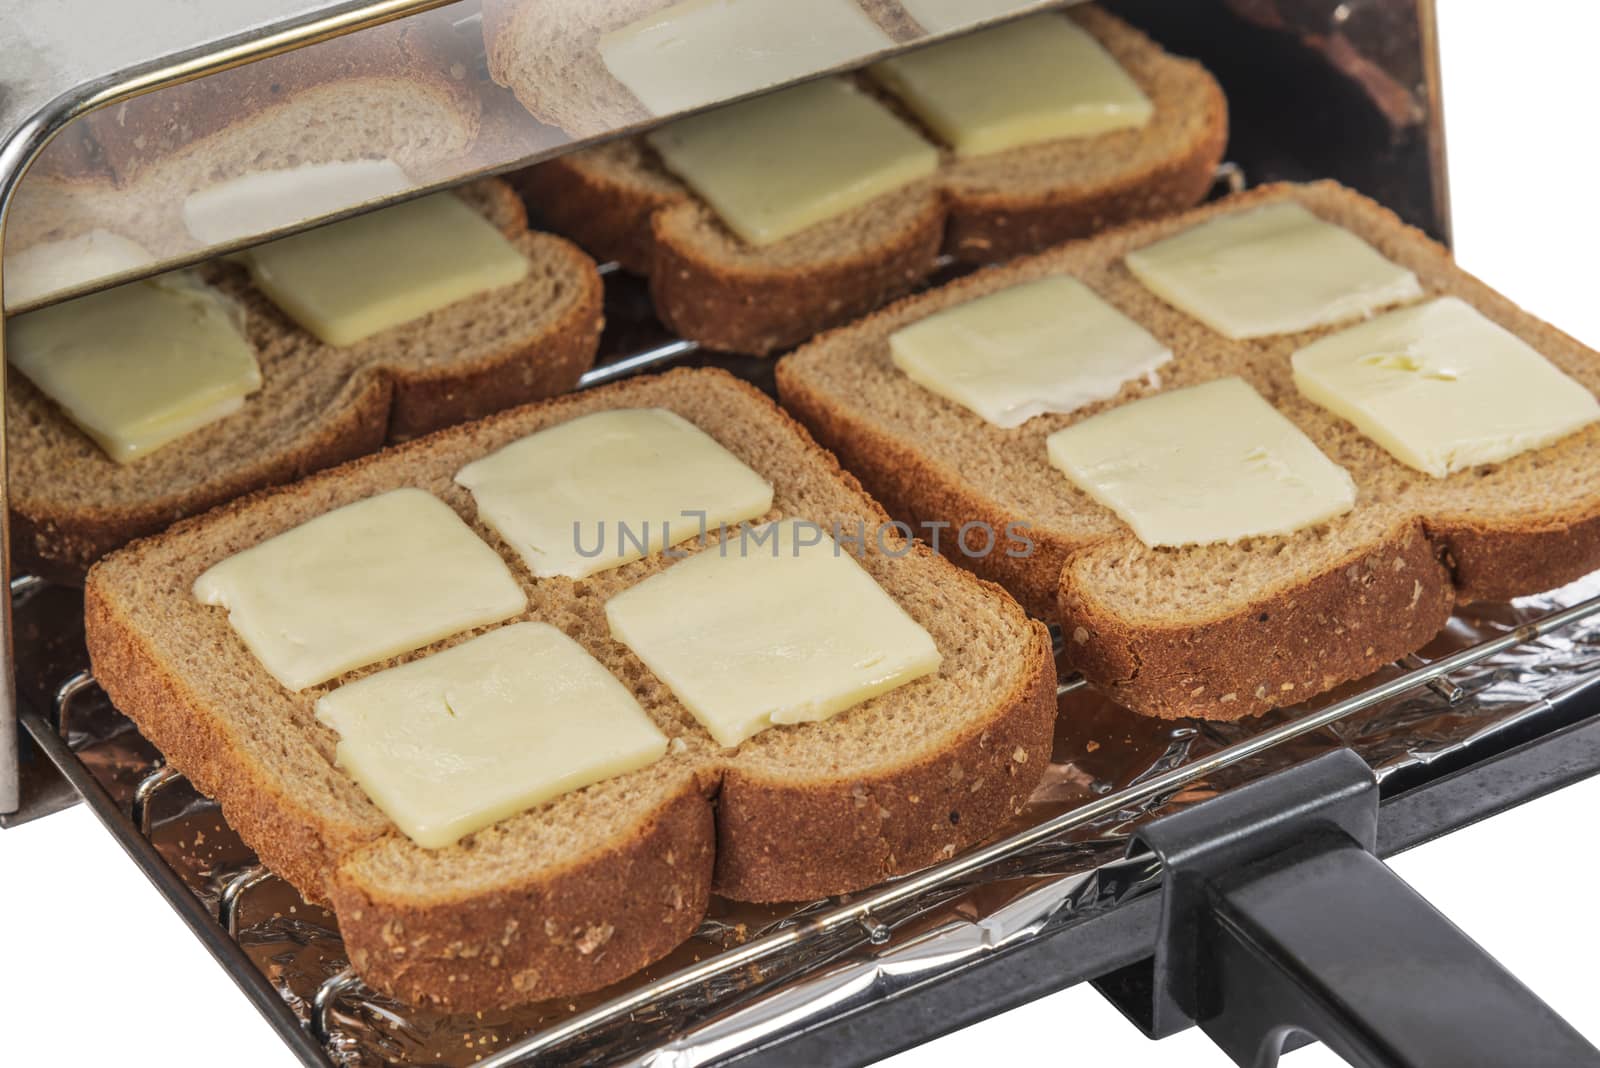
[1095,749,1600,1068]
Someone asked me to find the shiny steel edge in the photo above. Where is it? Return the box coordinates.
[1417,0,1453,247]
[455,592,1600,1066]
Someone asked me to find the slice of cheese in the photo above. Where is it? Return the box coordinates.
[6,271,261,463]
[1292,296,1600,478]
[237,192,529,347]
[605,520,941,748]
[316,622,668,850]
[183,159,412,245]
[889,276,1172,427]
[599,0,894,117]
[5,229,154,308]
[897,0,1037,33]
[645,78,939,246]
[455,408,773,579]
[1046,377,1357,547]
[1124,202,1424,339]
[871,14,1152,157]
[193,488,526,691]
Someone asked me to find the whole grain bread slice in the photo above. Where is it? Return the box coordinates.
[777,180,1600,721]
[509,6,1225,354]
[84,367,1055,1009]
[9,178,605,581]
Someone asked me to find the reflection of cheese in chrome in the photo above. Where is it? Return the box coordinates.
[193,488,527,691]
[647,79,938,246]
[606,520,941,748]
[237,193,529,346]
[599,0,893,117]
[4,229,154,308]
[1293,297,1600,478]
[6,272,260,462]
[182,160,412,245]
[456,408,773,579]
[897,0,1035,33]
[889,277,1171,428]
[1047,377,1357,548]
[1125,202,1424,339]
[872,15,1152,157]
[316,622,668,849]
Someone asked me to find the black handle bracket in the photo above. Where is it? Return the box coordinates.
[1093,748,1600,1068]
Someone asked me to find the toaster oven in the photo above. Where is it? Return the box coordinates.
[3,2,1597,1065]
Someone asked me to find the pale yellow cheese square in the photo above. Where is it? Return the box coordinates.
[1124,202,1424,339]
[871,14,1152,158]
[645,78,939,246]
[6,272,261,463]
[1047,377,1357,547]
[316,622,668,850]
[598,0,894,117]
[456,408,773,579]
[193,488,527,691]
[1292,296,1600,478]
[897,0,1035,33]
[239,193,529,347]
[890,276,1172,427]
[605,520,942,748]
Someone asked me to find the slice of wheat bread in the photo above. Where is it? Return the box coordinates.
[510,6,1224,354]
[482,0,918,136]
[932,6,1228,263]
[9,179,605,582]
[777,180,1600,721]
[84,367,1055,1008]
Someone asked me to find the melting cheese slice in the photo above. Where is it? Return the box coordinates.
[316,622,669,850]
[1124,202,1424,339]
[1046,377,1357,547]
[237,193,529,347]
[193,488,527,691]
[645,78,939,246]
[183,159,412,245]
[456,408,773,579]
[606,520,941,748]
[898,0,1036,33]
[5,229,154,308]
[889,276,1172,427]
[871,14,1152,157]
[6,272,261,463]
[599,0,894,117]
[1292,296,1600,478]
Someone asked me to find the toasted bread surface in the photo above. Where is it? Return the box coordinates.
[85,368,1054,1007]
[777,180,1600,720]
[9,179,604,582]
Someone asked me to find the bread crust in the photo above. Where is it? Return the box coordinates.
[650,192,946,356]
[1433,506,1600,605]
[715,597,1055,901]
[332,781,716,1008]
[511,151,684,274]
[1059,520,1455,720]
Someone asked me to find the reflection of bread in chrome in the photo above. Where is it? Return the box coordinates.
[483,0,916,136]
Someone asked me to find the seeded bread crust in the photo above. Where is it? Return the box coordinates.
[510,5,1225,354]
[8,179,604,582]
[84,368,1054,1008]
[777,180,1600,721]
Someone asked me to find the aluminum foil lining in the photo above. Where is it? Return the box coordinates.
[30,556,1600,1066]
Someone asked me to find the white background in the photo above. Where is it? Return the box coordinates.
[4,2,1600,1065]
